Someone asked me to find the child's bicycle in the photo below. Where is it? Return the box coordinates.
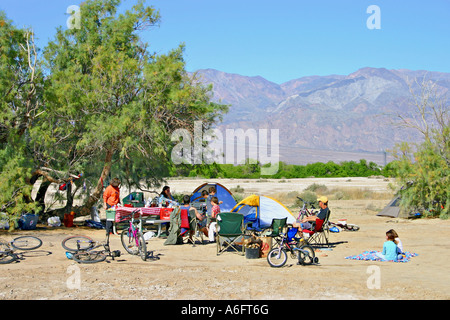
[120,209,147,261]
[61,231,121,264]
[267,227,319,268]
[0,236,43,264]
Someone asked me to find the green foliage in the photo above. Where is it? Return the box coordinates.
[0,12,44,222]
[391,132,449,219]
[0,144,39,225]
[177,159,383,179]
[0,1,228,218]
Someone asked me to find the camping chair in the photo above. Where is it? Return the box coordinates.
[302,210,331,248]
[216,212,245,256]
[184,208,206,246]
[179,208,190,238]
[261,217,287,248]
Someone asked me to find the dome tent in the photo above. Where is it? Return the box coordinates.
[189,182,237,212]
[231,194,296,230]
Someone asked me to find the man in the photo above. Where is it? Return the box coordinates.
[300,196,329,230]
[103,177,121,209]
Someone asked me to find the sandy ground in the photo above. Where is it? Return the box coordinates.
[1,178,449,301]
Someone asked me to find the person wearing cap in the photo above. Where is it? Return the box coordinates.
[299,196,329,230]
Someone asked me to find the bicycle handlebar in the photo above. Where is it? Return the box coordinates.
[117,209,143,223]
[297,197,316,208]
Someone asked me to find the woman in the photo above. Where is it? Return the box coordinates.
[159,186,176,206]
[159,186,176,235]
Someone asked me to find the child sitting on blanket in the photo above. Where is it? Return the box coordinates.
[387,229,404,254]
[375,230,403,262]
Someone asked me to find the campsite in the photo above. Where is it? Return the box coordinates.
[1,177,449,300]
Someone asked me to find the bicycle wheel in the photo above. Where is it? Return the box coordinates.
[61,235,94,252]
[11,236,42,251]
[267,248,287,268]
[0,251,17,264]
[73,251,107,264]
[121,229,139,255]
[297,244,315,265]
[138,233,147,261]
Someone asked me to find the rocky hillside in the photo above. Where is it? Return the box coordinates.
[194,67,450,164]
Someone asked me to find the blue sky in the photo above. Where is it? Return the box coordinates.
[1,0,449,84]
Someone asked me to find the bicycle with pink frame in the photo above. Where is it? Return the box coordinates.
[120,209,147,261]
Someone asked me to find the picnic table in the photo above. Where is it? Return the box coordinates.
[106,206,173,236]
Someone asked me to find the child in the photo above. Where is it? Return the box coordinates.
[208,196,220,243]
[387,229,404,254]
[206,187,223,219]
[376,230,402,261]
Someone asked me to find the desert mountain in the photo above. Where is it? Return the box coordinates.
[194,67,450,165]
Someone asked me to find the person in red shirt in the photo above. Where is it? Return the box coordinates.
[103,178,121,209]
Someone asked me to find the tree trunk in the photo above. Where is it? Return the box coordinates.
[65,181,74,212]
[35,178,51,214]
[81,148,114,215]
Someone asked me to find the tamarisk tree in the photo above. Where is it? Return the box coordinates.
[391,77,449,219]
[0,0,227,220]
[43,0,227,214]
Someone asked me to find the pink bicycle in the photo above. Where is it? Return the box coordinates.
[120,209,147,261]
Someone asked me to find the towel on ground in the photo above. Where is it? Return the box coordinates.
[345,250,418,263]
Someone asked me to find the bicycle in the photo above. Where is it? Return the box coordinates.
[267,227,319,268]
[120,209,147,261]
[296,197,318,221]
[61,230,121,264]
[0,236,43,264]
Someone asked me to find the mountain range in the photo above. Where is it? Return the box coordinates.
[194,67,450,165]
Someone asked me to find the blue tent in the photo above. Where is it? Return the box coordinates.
[190,182,237,212]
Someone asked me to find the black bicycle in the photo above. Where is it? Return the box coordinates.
[61,231,120,264]
[0,236,43,264]
[267,227,318,268]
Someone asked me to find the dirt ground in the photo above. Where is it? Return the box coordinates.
[1,178,449,301]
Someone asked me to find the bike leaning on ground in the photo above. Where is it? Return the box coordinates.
[61,229,121,264]
[0,236,43,264]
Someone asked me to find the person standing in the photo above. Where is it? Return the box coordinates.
[103,178,121,209]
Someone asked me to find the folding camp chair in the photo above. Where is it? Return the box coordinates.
[216,212,245,256]
[302,210,331,248]
[179,208,190,237]
[261,217,287,248]
[184,208,206,246]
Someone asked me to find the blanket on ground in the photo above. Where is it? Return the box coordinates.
[345,250,418,263]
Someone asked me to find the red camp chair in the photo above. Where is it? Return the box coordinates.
[180,208,190,237]
[301,210,331,248]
